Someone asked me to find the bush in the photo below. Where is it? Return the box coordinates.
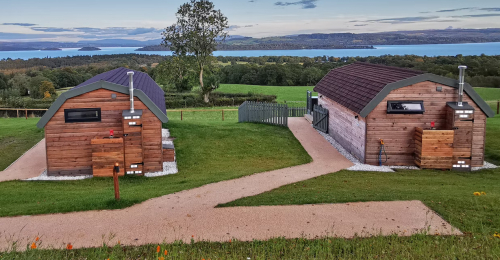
[165,92,277,108]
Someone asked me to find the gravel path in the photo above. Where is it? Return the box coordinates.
[0,118,461,251]
[0,139,47,182]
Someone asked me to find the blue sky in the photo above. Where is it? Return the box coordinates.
[1,0,500,42]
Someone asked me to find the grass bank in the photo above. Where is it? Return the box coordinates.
[2,235,499,259]
[0,119,311,217]
[0,118,44,171]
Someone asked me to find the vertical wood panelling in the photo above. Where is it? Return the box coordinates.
[318,96,366,162]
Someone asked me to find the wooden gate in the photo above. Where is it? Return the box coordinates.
[313,105,329,133]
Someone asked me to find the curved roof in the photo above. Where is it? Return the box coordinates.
[314,62,494,118]
[74,67,166,113]
[37,68,168,128]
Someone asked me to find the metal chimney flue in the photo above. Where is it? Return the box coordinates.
[127,71,135,113]
[458,65,467,107]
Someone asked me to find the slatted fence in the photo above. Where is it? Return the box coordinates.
[238,101,288,127]
[288,106,307,117]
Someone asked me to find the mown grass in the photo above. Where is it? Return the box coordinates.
[0,120,311,217]
[0,118,44,171]
[216,84,316,103]
[2,235,500,259]
[166,107,239,121]
[475,87,500,101]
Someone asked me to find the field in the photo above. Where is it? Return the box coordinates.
[215,84,315,103]
[475,87,500,101]
[0,118,44,171]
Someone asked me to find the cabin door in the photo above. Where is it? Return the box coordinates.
[123,114,144,174]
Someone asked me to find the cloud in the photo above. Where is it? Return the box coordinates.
[31,27,75,32]
[2,23,37,27]
[354,24,368,27]
[0,32,61,40]
[228,24,255,31]
[364,16,440,24]
[275,0,318,9]
[452,13,500,18]
[127,27,161,35]
[436,7,474,13]
[479,8,500,12]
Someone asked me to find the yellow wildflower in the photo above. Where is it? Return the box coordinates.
[481,192,487,195]
[473,192,481,196]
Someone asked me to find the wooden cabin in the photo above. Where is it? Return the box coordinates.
[313,62,495,169]
[37,67,170,177]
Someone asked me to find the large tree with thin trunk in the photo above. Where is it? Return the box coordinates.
[162,0,228,102]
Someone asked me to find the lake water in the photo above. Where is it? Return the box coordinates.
[1,42,500,60]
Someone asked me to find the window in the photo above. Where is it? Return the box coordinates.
[64,108,101,123]
[387,101,425,114]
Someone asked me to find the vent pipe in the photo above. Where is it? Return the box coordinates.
[458,65,467,107]
[127,71,135,113]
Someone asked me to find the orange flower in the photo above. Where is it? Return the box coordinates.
[66,243,73,250]
[229,239,232,243]
[164,249,168,255]
[192,235,194,238]
[158,257,165,260]
[156,245,161,253]
[30,243,37,249]
[35,236,40,242]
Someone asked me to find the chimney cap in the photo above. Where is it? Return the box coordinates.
[458,65,467,69]
[127,71,134,75]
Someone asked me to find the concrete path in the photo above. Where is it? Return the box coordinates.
[0,139,46,182]
[0,118,461,250]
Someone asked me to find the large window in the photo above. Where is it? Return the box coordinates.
[387,101,425,114]
[64,108,101,123]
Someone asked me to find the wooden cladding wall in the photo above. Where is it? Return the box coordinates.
[365,81,486,166]
[318,96,366,162]
[45,89,163,176]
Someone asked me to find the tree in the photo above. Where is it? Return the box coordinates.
[155,56,197,92]
[39,80,57,100]
[162,0,228,102]
[8,74,30,96]
[28,76,52,99]
[0,73,8,90]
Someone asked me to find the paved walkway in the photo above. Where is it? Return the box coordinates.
[0,139,46,182]
[0,118,461,250]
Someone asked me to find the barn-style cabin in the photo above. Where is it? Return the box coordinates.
[37,67,170,177]
[313,62,495,170]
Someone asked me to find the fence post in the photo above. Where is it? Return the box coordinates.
[497,100,499,115]
[17,109,19,118]
[25,109,27,120]
[181,111,183,121]
[222,110,224,121]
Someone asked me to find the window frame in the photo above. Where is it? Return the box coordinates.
[387,100,425,114]
[64,108,102,123]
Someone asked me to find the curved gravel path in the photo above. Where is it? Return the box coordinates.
[0,118,461,250]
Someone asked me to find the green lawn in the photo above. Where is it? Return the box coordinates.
[475,87,500,101]
[0,120,311,217]
[0,118,44,171]
[216,84,315,103]
[167,107,239,121]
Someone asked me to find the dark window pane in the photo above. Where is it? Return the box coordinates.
[64,108,101,123]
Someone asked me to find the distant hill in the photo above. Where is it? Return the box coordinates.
[78,47,101,51]
[2,28,500,52]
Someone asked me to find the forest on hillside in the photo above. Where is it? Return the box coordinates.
[0,54,499,109]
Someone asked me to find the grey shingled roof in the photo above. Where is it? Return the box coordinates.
[314,62,494,118]
[74,67,166,114]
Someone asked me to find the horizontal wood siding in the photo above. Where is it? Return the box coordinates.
[45,89,163,176]
[318,95,366,162]
[365,81,486,166]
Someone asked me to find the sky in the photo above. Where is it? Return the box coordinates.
[1,0,500,42]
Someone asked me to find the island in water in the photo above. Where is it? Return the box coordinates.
[42,48,62,51]
[78,47,101,51]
